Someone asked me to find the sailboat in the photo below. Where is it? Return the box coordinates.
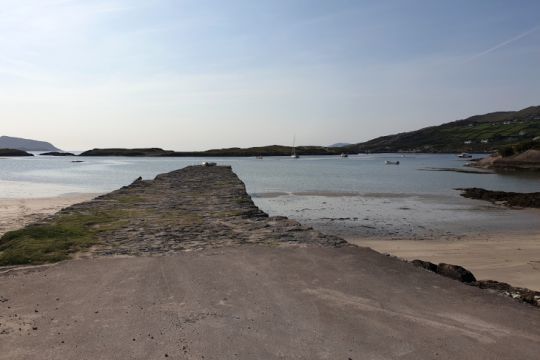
[291,135,299,158]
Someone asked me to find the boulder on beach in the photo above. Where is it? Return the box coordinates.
[412,260,476,283]
[436,263,477,283]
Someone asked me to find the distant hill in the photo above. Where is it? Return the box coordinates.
[344,106,540,153]
[0,136,61,152]
[328,143,351,148]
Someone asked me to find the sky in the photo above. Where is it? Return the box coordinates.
[0,0,539,151]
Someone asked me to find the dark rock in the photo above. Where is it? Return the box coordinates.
[437,263,476,283]
[0,148,33,157]
[457,187,540,208]
[411,259,438,273]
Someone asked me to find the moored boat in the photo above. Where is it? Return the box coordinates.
[291,136,299,158]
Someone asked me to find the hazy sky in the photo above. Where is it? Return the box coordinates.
[1,0,539,150]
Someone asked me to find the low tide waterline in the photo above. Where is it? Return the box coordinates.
[1,153,539,240]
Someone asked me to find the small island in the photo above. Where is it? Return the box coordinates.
[40,152,76,156]
[0,148,33,156]
[79,145,344,157]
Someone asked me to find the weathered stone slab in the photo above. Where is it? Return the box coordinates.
[62,165,347,257]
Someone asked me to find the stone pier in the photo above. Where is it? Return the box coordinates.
[66,165,346,257]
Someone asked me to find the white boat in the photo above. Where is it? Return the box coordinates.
[340,153,348,158]
[291,136,299,158]
[256,155,263,159]
[202,161,217,167]
[457,153,472,158]
[385,160,400,165]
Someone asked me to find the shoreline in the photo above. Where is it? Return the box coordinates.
[348,232,540,291]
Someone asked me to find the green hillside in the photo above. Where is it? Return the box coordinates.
[345,106,540,153]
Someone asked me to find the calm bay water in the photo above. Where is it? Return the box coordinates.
[1,153,539,239]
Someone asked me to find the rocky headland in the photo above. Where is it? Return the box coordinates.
[471,149,540,171]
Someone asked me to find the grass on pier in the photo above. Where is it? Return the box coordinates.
[0,210,127,266]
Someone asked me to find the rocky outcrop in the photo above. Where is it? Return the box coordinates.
[411,259,438,272]
[0,148,33,156]
[437,263,477,283]
[457,187,540,208]
[412,259,540,307]
[471,149,540,171]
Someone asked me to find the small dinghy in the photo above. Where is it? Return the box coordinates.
[385,160,400,165]
[202,161,217,167]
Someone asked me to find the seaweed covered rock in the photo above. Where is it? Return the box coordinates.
[458,187,540,208]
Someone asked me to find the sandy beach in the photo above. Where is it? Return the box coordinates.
[349,232,540,291]
[0,194,100,237]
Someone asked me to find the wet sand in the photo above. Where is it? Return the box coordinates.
[253,191,540,292]
[348,233,540,291]
[0,194,100,237]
